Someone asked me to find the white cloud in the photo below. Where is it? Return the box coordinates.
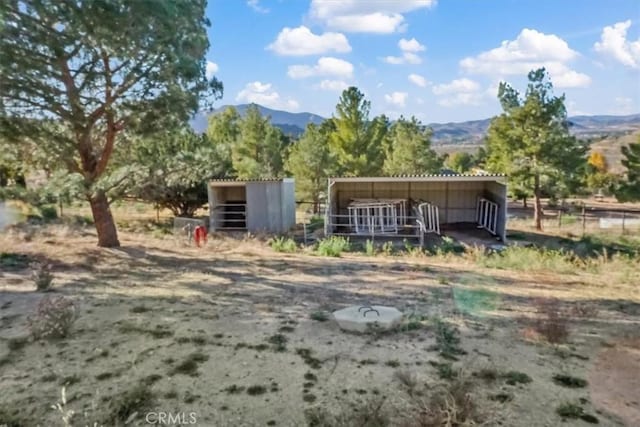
[267,26,351,56]
[288,57,354,79]
[316,79,349,91]
[432,78,483,107]
[247,0,269,13]
[594,20,640,69]
[385,91,409,107]
[460,28,591,88]
[399,37,425,52]
[408,73,428,87]
[432,78,480,95]
[236,81,299,110]
[309,0,436,33]
[205,61,218,79]
[384,37,425,64]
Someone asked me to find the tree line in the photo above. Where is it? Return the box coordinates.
[1,2,638,247]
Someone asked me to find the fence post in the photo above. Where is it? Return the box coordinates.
[622,212,626,234]
[581,204,586,236]
[557,209,562,229]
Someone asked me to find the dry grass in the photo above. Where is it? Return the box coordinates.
[0,216,638,426]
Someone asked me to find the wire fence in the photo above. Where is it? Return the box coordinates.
[509,205,640,236]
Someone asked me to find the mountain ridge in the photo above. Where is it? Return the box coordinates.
[190,104,640,144]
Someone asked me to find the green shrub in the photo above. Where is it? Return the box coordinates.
[381,241,394,256]
[38,205,58,222]
[270,236,297,253]
[364,239,376,256]
[307,215,325,232]
[316,236,350,257]
[432,236,464,255]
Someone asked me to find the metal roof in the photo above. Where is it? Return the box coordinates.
[209,177,294,186]
[328,173,506,183]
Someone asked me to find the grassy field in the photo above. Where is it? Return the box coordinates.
[1,213,639,426]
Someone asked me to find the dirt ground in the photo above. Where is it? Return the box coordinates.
[1,225,639,426]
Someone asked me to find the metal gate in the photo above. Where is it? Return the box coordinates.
[476,198,498,235]
[418,202,440,235]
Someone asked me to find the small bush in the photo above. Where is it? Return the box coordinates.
[432,319,465,360]
[411,378,481,426]
[31,262,54,292]
[268,333,288,352]
[381,241,395,256]
[556,402,599,423]
[305,397,389,427]
[105,382,154,425]
[310,311,330,322]
[39,205,58,222]
[364,239,376,256]
[316,236,350,257]
[270,236,297,253]
[247,385,267,396]
[0,252,31,270]
[28,295,77,340]
[552,374,587,388]
[503,371,532,385]
[170,352,209,376]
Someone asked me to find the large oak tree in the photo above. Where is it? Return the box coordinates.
[0,0,222,246]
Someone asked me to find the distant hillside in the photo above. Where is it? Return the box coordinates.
[191,104,640,144]
[589,129,640,174]
[190,104,324,137]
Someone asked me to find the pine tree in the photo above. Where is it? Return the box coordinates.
[285,124,333,213]
[329,87,387,176]
[616,140,640,202]
[383,116,441,175]
[486,68,587,230]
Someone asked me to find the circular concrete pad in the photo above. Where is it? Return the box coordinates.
[333,305,403,333]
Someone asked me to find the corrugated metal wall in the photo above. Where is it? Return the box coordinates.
[281,180,296,232]
[333,180,485,224]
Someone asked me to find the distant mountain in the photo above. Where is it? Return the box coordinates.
[191,104,640,144]
[190,104,325,137]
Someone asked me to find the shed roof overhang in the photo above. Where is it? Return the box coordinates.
[328,174,506,185]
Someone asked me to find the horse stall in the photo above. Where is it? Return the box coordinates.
[325,175,507,245]
[208,178,296,234]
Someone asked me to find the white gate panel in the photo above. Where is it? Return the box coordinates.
[476,198,499,235]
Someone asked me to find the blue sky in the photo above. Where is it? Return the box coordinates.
[205,0,640,123]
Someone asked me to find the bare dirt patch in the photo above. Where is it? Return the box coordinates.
[0,227,638,426]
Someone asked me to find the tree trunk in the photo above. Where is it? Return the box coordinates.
[89,190,120,247]
[522,197,527,208]
[533,174,543,231]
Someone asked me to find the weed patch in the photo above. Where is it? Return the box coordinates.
[246,385,267,396]
[270,237,297,253]
[552,374,587,388]
[310,311,330,322]
[296,348,322,369]
[556,402,599,423]
[267,334,288,352]
[316,236,350,257]
[170,352,209,376]
[105,382,154,425]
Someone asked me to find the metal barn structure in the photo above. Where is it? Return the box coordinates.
[208,178,296,233]
[325,174,507,243]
